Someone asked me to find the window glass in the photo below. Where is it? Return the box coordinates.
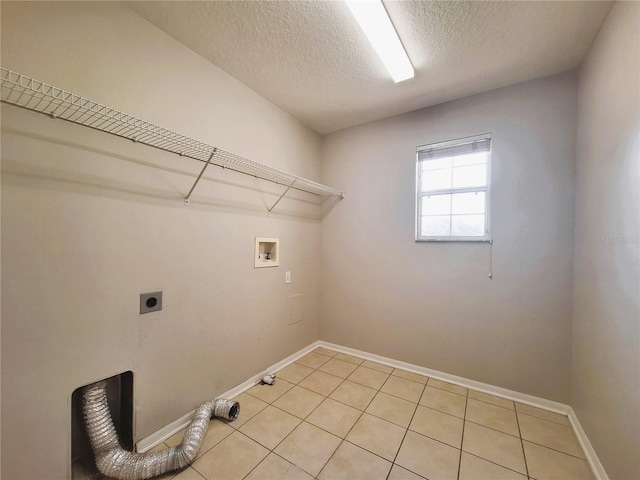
[452,163,486,189]
[422,194,451,215]
[452,152,486,166]
[421,167,452,191]
[451,192,485,215]
[421,216,450,237]
[416,134,491,241]
[451,215,485,236]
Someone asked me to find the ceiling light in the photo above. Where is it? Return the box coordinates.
[345,0,414,83]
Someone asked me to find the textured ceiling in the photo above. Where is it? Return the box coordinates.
[128,1,613,134]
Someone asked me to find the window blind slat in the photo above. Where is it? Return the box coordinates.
[418,137,491,161]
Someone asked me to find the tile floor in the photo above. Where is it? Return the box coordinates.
[147,347,594,480]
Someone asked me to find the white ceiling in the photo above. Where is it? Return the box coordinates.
[129,1,613,135]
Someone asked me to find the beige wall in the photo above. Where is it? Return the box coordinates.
[572,2,640,479]
[3,2,638,480]
[320,73,577,403]
[1,3,324,478]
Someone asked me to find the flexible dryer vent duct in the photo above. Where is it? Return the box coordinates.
[82,381,239,480]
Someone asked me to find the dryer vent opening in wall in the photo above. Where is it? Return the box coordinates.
[72,371,133,480]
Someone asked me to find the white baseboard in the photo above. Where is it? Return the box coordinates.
[316,341,609,480]
[136,340,607,480]
[136,341,321,453]
[136,409,196,454]
[567,408,610,480]
[317,341,572,414]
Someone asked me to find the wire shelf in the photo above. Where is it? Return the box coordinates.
[0,67,345,204]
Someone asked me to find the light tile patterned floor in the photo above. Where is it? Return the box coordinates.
[146,347,594,480]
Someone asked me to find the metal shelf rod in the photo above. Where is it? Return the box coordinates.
[267,179,297,215]
[184,149,217,205]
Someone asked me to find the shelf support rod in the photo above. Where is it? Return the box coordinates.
[184,149,217,205]
[267,178,297,215]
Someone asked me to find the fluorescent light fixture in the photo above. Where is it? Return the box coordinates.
[345,0,414,83]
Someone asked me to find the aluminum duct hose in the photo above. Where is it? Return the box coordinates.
[82,381,239,480]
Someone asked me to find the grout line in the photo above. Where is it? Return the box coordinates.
[272,357,355,479]
[190,460,208,480]
[416,403,464,421]
[239,358,336,480]
[428,377,469,396]
[462,451,530,478]
[233,430,272,480]
[457,393,469,480]
[252,350,476,480]
[386,378,427,479]
[517,410,573,428]
[516,409,588,461]
[463,418,521,439]
[319,342,599,477]
[467,394,515,410]
[316,353,404,480]
[521,438,591,462]
[260,354,516,480]
[268,379,589,478]
[317,341,571,415]
[138,344,600,480]
[307,376,356,479]
[514,401,531,479]
[426,383,467,397]
[514,404,571,426]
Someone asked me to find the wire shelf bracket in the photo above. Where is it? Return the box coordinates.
[267,178,297,216]
[184,149,217,205]
[0,67,345,213]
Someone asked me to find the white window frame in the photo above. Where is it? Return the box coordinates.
[415,133,492,242]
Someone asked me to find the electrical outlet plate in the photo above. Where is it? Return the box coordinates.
[140,291,162,314]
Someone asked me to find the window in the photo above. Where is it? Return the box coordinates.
[416,133,491,241]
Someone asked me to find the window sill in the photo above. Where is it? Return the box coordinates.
[416,236,492,243]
